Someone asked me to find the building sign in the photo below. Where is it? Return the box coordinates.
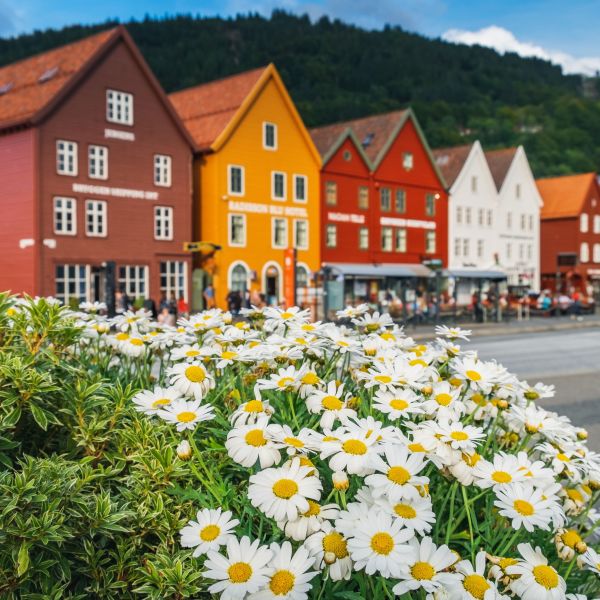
[72,183,158,200]
[380,216,436,230]
[284,248,296,308]
[328,212,365,224]
[228,201,307,217]
[104,128,135,141]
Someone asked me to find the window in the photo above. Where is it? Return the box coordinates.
[118,265,148,298]
[326,181,337,206]
[396,228,407,252]
[581,242,590,263]
[228,214,246,247]
[230,263,249,293]
[381,227,393,252]
[272,218,287,248]
[506,243,512,259]
[515,183,521,199]
[294,219,308,250]
[462,238,469,257]
[293,175,307,202]
[160,261,187,301]
[425,231,436,254]
[528,215,534,231]
[395,189,406,213]
[55,264,90,304]
[296,265,309,290]
[56,140,78,176]
[403,152,413,170]
[88,145,108,179]
[358,186,369,209]
[455,237,461,257]
[477,239,484,258]
[154,206,173,240]
[154,154,172,187]
[85,200,107,237]
[53,197,76,235]
[456,206,463,224]
[471,176,478,192]
[343,150,352,161]
[506,212,512,229]
[106,89,133,125]
[581,213,589,233]
[594,215,600,234]
[425,193,436,216]
[263,122,277,149]
[465,207,471,225]
[272,171,286,200]
[359,227,369,250]
[228,165,244,196]
[478,208,484,226]
[380,188,392,212]
[527,244,533,260]
[519,244,524,259]
[326,224,337,248]
[487,209,493,227]
[594,243,600,263]
[520,214,526,231]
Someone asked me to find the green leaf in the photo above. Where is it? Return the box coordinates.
[30,403,49,430]
[17,542,29,576]
[3,405,21,427]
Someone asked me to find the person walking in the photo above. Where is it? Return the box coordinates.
[203,284,216,309]
[177,294,189,318]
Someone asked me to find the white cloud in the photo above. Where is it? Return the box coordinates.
[442,25,600,76]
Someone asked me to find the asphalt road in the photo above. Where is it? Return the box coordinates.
[465,327,600,450]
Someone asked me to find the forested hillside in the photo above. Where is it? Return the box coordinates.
[1,11,599,177]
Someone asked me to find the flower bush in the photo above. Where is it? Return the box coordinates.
[1,293,599,599]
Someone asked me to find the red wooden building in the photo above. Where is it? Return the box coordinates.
[310,109,448,307]
[0,27,194,307]
[537,172,600,299]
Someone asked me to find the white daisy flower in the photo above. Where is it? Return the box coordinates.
[305,381,356,430]
[372,387,424,420]
[435,324,472,340]
[451,356,497,392]
[473,452,528,490]
[156,398,215,432]
[257,366,301,392]
[168,362,215,401]
[375,494,436,536]
[421,380,464,419]
[226,419,282,469]
[266,425,320,456]
[180,508,239,557]
[230,390,273,426]
[336,304,369,319]
[169,343,206,362]
[431,419,485,455]
[304,522,352,581]
[450,550,505,600]
[577,546,600,574]
[277,501,339,541]
[319,428,381,476]
[132,386,182,415]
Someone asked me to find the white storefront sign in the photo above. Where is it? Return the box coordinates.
[328,212,365,224]
[72,183,158,200]
[380,216,436,229]
[104,128,135,141]
[229,200,307,218]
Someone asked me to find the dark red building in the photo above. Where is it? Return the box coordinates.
[537,172,600,300]
[0,27,194,306]
[310,110,448,307]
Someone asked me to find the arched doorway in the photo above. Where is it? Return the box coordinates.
[262,261,282,306]
[296,263,310,307]
[228,261,250,295]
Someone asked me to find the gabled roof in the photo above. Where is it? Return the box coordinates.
[537,172,597,220]
[485,147,518,191]
[169,66,266,151]
[0,28,117,130]
[432,143,473,188]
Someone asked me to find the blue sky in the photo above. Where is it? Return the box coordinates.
[1,0,599,74]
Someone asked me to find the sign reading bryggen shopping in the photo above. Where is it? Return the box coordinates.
[380,216,436,230]
[72,183,159,201]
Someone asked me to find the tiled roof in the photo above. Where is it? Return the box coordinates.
[310,110,408,165]
[169,67,266,150]
[537,172,597,219]
[485,147,518,191]
[0,28,117,129]
[432,143,473,187]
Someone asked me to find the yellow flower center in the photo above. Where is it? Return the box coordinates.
[244,400,264,413]
[561,530,582,548]
[221,350,237,360]
[380,332,395,341]
[513,499,535,516]
[471,392,486,406]
[532,565,559,589]
[303,499,321,517]
[463,452,481,467]
[409,358,427,367]
[387,466,411,485]
[566,488,583,502]
[129,338,144,346]
[245,429,267,447]
[228,562,252,583]
[337,340,349,347]
[463,574,490,600]
[185,365,206,383]
[301,372,320,385]
[185,349,200,357]
[556,452,570,462]
[199,524,220,541]
[322,532,348,558]
[390,398,409,410]
[370,532,394,555]
[269,569,295,595]
[466,369,482,381]
[491,470,512,484]
[176,411,197,423]
[284,436,304,448]
[272,478,299,499]
[408,443,426,452]
[281,312,294,319]
[450,431,469,441]
[322,395,343,410]
[342,439,367,455]
[116,332,129,341]
[449,377,463,387]
[374,375,392,384]
[411,561,435,580]
[394,503,417,519]
[435,393,453,406]
[151,398,171,408]
[277,377,294,388]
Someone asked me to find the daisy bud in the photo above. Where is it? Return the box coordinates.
[324,551,336,565]
[577,428,588,441]
[176,440,192,460]
[496,399,509,410]
[575,541,588,554]
[588,478,600,491]
[332,471,349,490]
[524,390,540,400]
[347,396,360,410]
[422,385,433,395]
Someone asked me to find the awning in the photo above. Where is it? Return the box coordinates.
[443,268,507,280]
[325,263,432,278]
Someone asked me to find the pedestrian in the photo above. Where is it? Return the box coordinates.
[177,294,189,318]
[226,289,242,315]
[143,297,157,319]
[203,284,216,309]
[115,288,130,314]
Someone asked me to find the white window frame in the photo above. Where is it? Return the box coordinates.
[227,165,245,196]
[381,226,393,252]
[53,197,77,236]
[477,239,484,258]
[85,199,107,238]
[465,207,471,225]
[293,219,309,250]
[106,89,134,126]
[56,140,78,176]
[580,213,589,233]
[272,217,288,249]
[293,174,307,203]
[160,261,187,302]
[263,122,278,150]
[403,152,413,170]
[154,154,172,187]
[594,243,600,264]
[154,206,174,241]
[88,145,108,180]
[359,227,369,250]
[455,237,461,257]
[118,265,149,298]
[228,213,247,248]
[271,171,287,201]
[326,224,337,248]
[55,264,91,304]
[594,215,600,234]
[581,242,590,263]
[462,238,469,257]
[471,176,477,192]
[487,209,493,227]
[426,230,436,254]
[326,181,337,206]
[395,228,407,252]
[456,206,462,224]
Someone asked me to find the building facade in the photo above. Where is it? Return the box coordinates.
[0,27,194,306]
[310,110,447,307]
[537,172,600,298]
[170,64,321,310]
